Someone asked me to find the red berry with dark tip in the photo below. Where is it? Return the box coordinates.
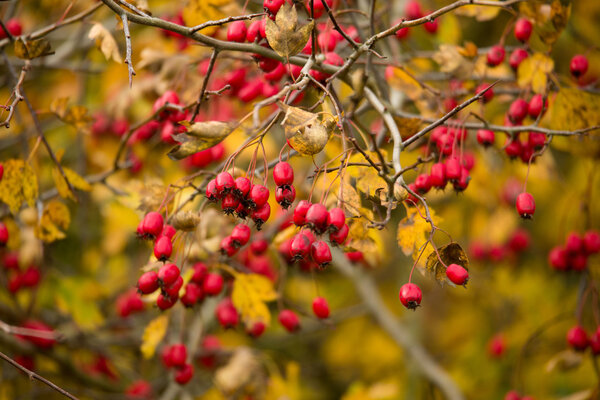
[231,224,251,247]
[291,232,312,260]
[273,162,294,186]
[509,48,528,70]
[191,262,208,284]
[215,172,235,194]
[246,20,265,42]
[312,297,330,319]
[0,222,8,246]
[203,273,224,296]
[249,184,270,208]
[329,223,349,245]
[516,192,535,219]
[162,225,177,240]
[477,129,495,147]
[278,309,300,332]
[565,232,583,254]
[221,194,239,215]
[445,157,461,181]
[251,238,269,255]
[305,203,329,233]
[206,179,219,202]
[570,54,588,78]
[567,325,589,351]
[414,174,432,194]
[181,282,203,307]
[584,230,600,254]
[153,236,173,261]
[5,19,22,37]
[234,177,252,198]
[275,185,296,209]
[508,99,529,124]
[226,21,247,43]
[247,321,266,338]
[446,263,469,285]
[395,26,410,40]
[158,263,180,287]
[528,132,546,149]
[514,18,533,42]
[476,83,494,103]
[430,163,447,189]
[549,246,568,270]
[487,45,505,66]
[142,212,164,238]
[174,363,194,385]
[157,293,177,310]
[528,94,546,118]
[311,240,332,267]
[293,200,312,226]
[251,202,271,229]
[169,344,187,367]
[504,136,523,159]
[164,275,184,299]
[327,207,345,232]
[138,271,159,294]
[399,283,422,310]
[264,0,285,15]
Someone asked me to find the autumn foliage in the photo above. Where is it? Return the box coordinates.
[1,0,600,399]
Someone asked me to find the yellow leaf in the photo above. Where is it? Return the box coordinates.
[88,22,122,63]
[35,200,71,243]
[50,98,93,130]
[231,272,277,326]
[396,206,440,260]
[345,208,385,266]
[182,0,232,36]
[519,0,571,46]
[265,3,314,59]
[517,53,554,94]
[0,159,38,215]
[14,38,52,60]
[141,314,169,359]
[279,103,336,156]
[455,4,501,21]
[437,13,461,45]
[432,44,475,79]
[54,276,104,329]
[424,242,469,286]
[168,121,237,160]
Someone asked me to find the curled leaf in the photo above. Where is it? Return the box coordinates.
[425,242,469,286]
[265,3,314,59]
[168,121,237,160]
[170,211,200,232]
[279,103,335,156]
[14,38,52,60]
[88,22,122,63]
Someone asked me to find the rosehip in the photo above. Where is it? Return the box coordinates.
[516,192,535,219]
[312,297,330,319]
[399,283,422,310]
[446,263,469,285]
[278,309,300,332]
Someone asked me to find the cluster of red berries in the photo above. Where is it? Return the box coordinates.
[161,343,194,385]
[470,228,531,263]
[504,390,536,400]
[207,172,272,229]
[279,203,348,269]
[548,230,600,271]
[394,0,439,39]
[91,113,130,138]
[273,161,296,209]
[486,18,533,69]
[2,251,41,294]
[136,211,176,262]
[566,325,600,354]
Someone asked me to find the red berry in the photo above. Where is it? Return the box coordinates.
[346,251,364,263]
[430,163,447,189]
[246,20,265,42]
[181,282,203,307]
[21,266,41,287]
[305,203,329,233]
[590,328,600,355]
[528,94,546,118]
[221,193,240,215]
[226,21,247,43]
[275,185,296,209]
[158,263,180,287]
[508,229,530,253]
[238,80,264,102]
[264,62,286,82]
[138,270,159,294]
[548,246,568,271]
[424,19,438,34]
[223,68,247,90]
[446,263,469,285]
[414,174,432,194]
[516,192,535,219]
[264,0,285,15]
[395,26,410,40]
[206,179,220,202]
[215,172,235,194]
[250,237,269,255]
[405,0,423,20]
[509,48,528,70]
[327,207,346,232]
[583,230,600,254]
[216,298,239,328]
[514,18,533,42]
[0,222,8,246]
[567,325,589,351]
[476,83,494,103]
[306,0,333,19]
[5,18,23,37]
[0,163,3,180]
[570,54,588,78]
[505,391,521,400]
[508,98,529,124]
[291,232,312,260]
[174,363,194,385]
[445,157,461,181]
[293,200,312,226]
[142,212,164,239]
[126,380,152,398]
[317,31,339,52]
[311,240,332,267]
[329,223,349,245]
[477,129,495,147]
[234,177,252,198]
[247,321,266,338]
[273,162,294,186]
[310,52,344,81]
[157,293,177,310]
[19,321,56,349]
[251,202,271,229]
[527,132,546,150]
[487,334,506,358]
[153,236,173,261]
[565,232,583,254]
[249,184,270,208]
[163,275,184,299]
[571,253,588,271]
[231,224,251,247]
[278,309,300,332]
[504,136,523,159]
[161,225,177,240]
[203,273,224,296]
[191,262,208,284]
[312,297,330,319]
[169,344,187,367]
[487,45,505,66]
[399,283,422,310]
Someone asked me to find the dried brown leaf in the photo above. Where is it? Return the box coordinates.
[425,242,469,286]
[265,3,314,59]
[14,38,52,60]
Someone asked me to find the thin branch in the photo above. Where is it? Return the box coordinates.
[1,61,28,128]
[189,13,266,33]
[332,250,465,400]
[191,48,219,121]
[121,13,135,88]
[0,350,80,400]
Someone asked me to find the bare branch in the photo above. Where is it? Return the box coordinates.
[121,13,136,88]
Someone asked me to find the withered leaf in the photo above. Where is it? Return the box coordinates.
[265,3,314,59]
[14,38,52,60]
[170,211,200,232]
[425,242,469,286]
[279,102,335,156]
[167,121,237,160]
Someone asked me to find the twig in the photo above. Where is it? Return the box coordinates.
[191,48,219,121]
[1,61,28,128]
[188,13,266,34]
[120,13,135,88]
[332,250,465,400]
[0,350,80,400]
[115,0,150,17]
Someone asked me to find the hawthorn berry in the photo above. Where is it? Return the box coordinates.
[156,293,178,310]
[590,328,600,355]
[264,0,285,15]
[158,263,180,287]
[234,177,252,198]
[251,202,271,229]
[161,225,177,240]
[215,172,235,194]
[528,94,546,118]
[227,21,247,43]
[399,283,422,310]
[181,282,203,307]
[126,380,152,398]
[247,321,266,338]
[0,222,8,246]
[430,163,447,189]
[273,162,294,186]
[138,271,160,294]
[141,212,164,239]
[4,19,23,37]
[311,240,332,267]
[548,246,568,271]
[446,264,469,285]
[278,309,300,332]
[163,276,184,299]
[504,136,523,159]
[293,200,312,226]
[21,266,41,288]
[246,20,265,42]
[395,26,410,40]
[527,132,546,150]
[487,334,506,358]
[583,230,600,254]
[405,0,423,20]
[168,344,187,367]
[221,193,240,214]
[508,229,530,253]
[505,391,521,400]
[19,321,56,349]
[508,98,529,124]
[206,179,219,202]
[191,262,208,284]
[231,224,251,247]
[570,54,589,78]
[216,298,239,328]
[174,363,194,385]
[414,174,432,194]
[203,273,224,296]
[476,83,494,103]
[275,185,296,209]
[306,0,334,19]
[329,223,349,245]
[264,62,286,81]
[291,233,312,260]
[327,207,345,232]
[445,158,461,181]
[312,297,330,319]
[477,129,495,147]
[514,18,533,42]
[153,236,173,261]
[424,19,438,34]
[239,80,264,102]
[516,192,535,219]
[310,52,344,81]
[509,48,529,70]
[487,45,505,67]
[565,232,583,254]
[249,184,270,208]
[566,325,589,351]
[571,254,588,271]
[305,203,329,233]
